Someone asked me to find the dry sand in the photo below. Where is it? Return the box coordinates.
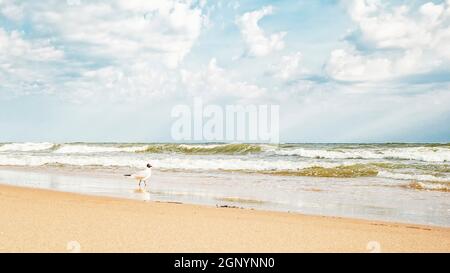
[0,184,449,253]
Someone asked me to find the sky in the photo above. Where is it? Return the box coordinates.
[0,0,449,143]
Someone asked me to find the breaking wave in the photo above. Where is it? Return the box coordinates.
[0,142,449,183]
[139,143,263,155]
[1,143,449,162]
[1,152,449,181]
[377,171,450,182]
[256,164,379,178]
[273,147,450,162]
[53,144,149,154]
[0,142,57,152]
[0,143,263,155]
[404,181,450,193]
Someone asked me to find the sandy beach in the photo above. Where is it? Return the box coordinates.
[0,184,449,253]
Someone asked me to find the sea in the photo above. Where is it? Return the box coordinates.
[0,142,449,226]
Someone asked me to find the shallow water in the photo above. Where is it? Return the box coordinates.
[0,166,448,227]
[1,143,449,186]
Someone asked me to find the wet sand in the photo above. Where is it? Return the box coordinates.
[0,184,449,253]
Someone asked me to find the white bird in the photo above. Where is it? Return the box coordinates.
[124,163,152,189]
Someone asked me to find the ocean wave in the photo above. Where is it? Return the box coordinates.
[371,163,450,173]
[2,143,449,162]
[377,171,450,182]
[0,142,56,152]
[404,181,450,193]
[0,143,264,155]
[256,164,379,178]
[274,147,450,162]
[0,154,340,172]
[1,153,449,181]
[53,144,149,154]
[139,143,263,155]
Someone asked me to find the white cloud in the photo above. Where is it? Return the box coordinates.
[325,47,428,82]
[347,0,450,51]
[0,0,210,100]
[0,28,63,62]
[0,28,64,97]
[60,57,267,103]
[345,0,380,22]
[180,58,267,100]
[0,0,24,21]
[0,1,275,103]
[0,0,269,104]
[61,63,180,103]
[327,0,450,82]
[8,0,207,69]
[270,52,308,80]
[236,5,286,57]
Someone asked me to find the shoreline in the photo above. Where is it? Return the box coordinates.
[1,165,449,227]
[0,184,449,253]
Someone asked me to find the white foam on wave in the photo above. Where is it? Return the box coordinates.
[178,144,222,149]
[153,158,341,172]
[1,153,448,182]
[275,147,450,162]
[410,181,450,192]
[378,171,450,182]
[2,143,449,163]
[0,153,341,171]
[53,144,149,154]
[0,142,55,152]
[0,154,146,168]
[275,148,373,159]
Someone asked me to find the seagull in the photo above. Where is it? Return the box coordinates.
[124,163,152,189]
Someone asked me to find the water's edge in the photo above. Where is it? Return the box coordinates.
[0,165,448,227]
